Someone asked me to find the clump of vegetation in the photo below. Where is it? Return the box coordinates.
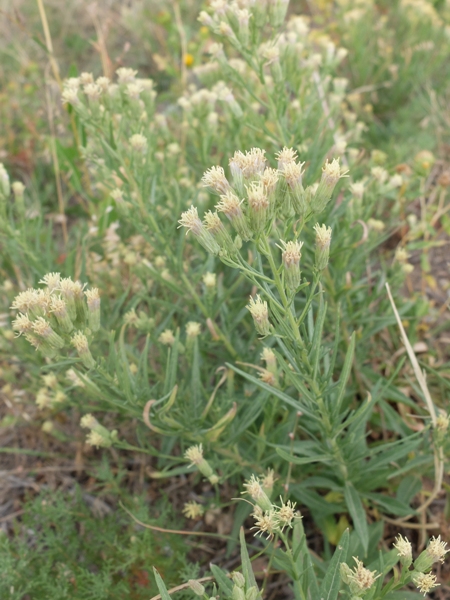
[1,0,449,598]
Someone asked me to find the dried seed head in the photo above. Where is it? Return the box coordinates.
[185,444,204,466]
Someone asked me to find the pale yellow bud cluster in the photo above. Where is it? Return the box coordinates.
[184,443,219,484]
[247,295,270,336]
[80,412,117,448]
[182,501,205,519]
[340,557,380,595]
[11,274,100,363]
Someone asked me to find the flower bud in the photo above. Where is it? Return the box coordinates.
[279,240,303,292]
[247,295,271,337]
[204,211,237,254]
[71,332,96,369]
[231,572,245,588]
[32,317,65,350]
[50,295,74,333]
[269,0,290,28]
[0,163,11,198]
[188,580,205,596]
[12,181,25,216]
[232,585,246,600]
[216,191,252,241]
[282,161,308,217]
[393,535,413,568]
[178,206,220,255]
[245,587,258,600]
[246,181,270,234]
[313,224,332,271]
[312,159,348,214]
[243,474,273,512]
[414,536,448,572]
[85,288,101,332]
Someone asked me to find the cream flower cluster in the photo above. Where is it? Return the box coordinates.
[11,272,100,366]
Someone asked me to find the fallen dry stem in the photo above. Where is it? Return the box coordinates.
[385,282,444,515]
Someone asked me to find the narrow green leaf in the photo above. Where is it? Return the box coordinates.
[226,363,317,419]
[320,529,349,600]
[210,564,233,596]
[240,528,258,589]
[153,568,172,600]
[344,482,368,556]
[332,332,355,418]
[277,447,332,465]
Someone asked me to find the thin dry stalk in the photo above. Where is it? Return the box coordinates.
[385,282,444,516]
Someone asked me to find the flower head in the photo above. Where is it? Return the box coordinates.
[159,329,175,346]
[413,572,439,596]
[393,535,412,566]
[275,147,298,171]
[184,444,204,466]
[247,295,270,336]
[426,535,448,564]
[251,510,280,539]
[179,206,203,236]
[182,501,205,519]
[201,165,232,195]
